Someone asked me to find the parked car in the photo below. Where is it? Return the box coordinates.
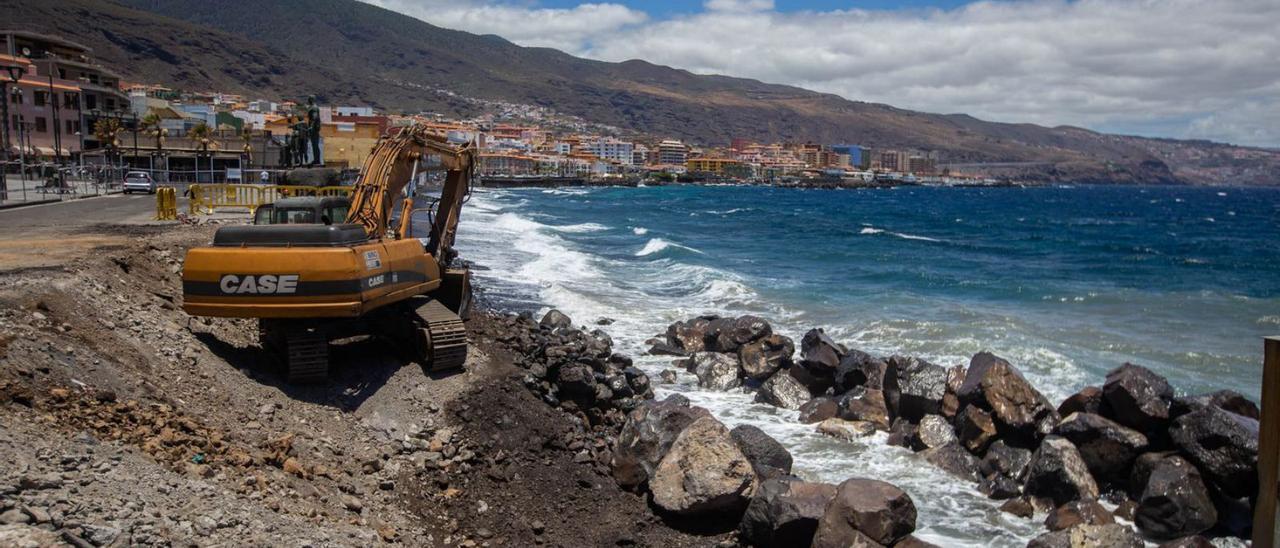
[122,171,157,194]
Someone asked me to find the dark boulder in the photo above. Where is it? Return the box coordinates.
[834,353,906,417]
[650,415,757,517]
[833,349,880,392]
[665,316,717,353]
[739,334,794,381]
[838,388,893,431]
[1102,363,1173,434]
[909,415,956,452]
[738,478,837,548]
[921,442,981,483]
[556,363,598,404]
[894,536,940,548]
[611,395,711,489]
[1156,538,1214,548]
[1044,500,1114,531]
[980,440,1033,482]
[798,397,840,424]
[1129,451,1177,500]
[1057,386,1107,417]
[1135,455,1217,539]
[1168,405,1259,499]
[892,356,947,423]
[540,309,573,331]
[978,474,1020,499]
[941,364,966,419]
[1053,412,1148,484]
[623,366,654,399]
[790,361,836,395]
[957,352,1057,444]
[885,418,917,449]
[730,424,793,479]
[756,369,813,410]
[1026,523,1143,548]
[812,478,917,547]
[713,315,773,353]
[800,329,845,373]
[1170,389,1260,420]
[1024,436,1100,506]
[691,352,743,391]
[999,496,1037,518]
[648,342,688,357]
[955,405,998,454]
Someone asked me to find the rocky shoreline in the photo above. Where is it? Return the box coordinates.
[635,314,1260,547]
[0,222,1261,547]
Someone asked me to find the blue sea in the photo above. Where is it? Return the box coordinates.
[455,184,1279,546]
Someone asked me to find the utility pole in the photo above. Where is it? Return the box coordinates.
[46,62,62,183]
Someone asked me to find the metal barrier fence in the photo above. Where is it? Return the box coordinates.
[155,187,178,220]
[187,184,352,215]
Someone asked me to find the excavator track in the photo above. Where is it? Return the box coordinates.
[285,329,329,384]
[414,299,468,372]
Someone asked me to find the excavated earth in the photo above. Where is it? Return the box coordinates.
[0,223,723,547]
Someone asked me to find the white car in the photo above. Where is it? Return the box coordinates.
[122,171,156,194]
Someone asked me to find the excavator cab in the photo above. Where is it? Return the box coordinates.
[181,127,475,383]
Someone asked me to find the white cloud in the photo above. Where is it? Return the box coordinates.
[363,0,648,51]
[366,0,1280,147]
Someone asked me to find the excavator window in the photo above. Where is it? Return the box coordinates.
[274,208,317,224]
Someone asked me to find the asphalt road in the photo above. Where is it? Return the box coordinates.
[0,192,171,231]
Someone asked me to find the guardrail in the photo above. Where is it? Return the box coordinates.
[187,184,352,215]
[155,187,178,220]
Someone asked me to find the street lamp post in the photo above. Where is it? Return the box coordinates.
[1,64,26,202]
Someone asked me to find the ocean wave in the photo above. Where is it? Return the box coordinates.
[549,222,609,233]
[707,207,753,215]
[860,226,943,243]
[635,238,704,257]
[540,188,592,196]
[632,227,649,235]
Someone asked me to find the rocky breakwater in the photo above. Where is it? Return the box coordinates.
[487,309,656,429]
[649,315,1262,546]
[487,310,928,546]
[611,393,932,547]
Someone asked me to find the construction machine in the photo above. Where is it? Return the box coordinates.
[181,126,475,383]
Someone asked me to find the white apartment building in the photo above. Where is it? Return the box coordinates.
[584,137,635,165]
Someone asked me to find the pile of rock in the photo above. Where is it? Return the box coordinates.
[488,310,655,427]
[612,395,931,547]
[651,316,1261,545]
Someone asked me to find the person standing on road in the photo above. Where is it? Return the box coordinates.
[260,170,270,185]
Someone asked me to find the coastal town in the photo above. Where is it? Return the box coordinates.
[0,12,1277,548]
[0,28,1001,201]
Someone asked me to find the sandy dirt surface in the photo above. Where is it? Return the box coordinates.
[0,219,721,547]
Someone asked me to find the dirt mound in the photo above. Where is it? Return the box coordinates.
[0,223,722,546]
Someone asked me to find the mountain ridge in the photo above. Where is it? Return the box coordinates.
[5,0,1277,184]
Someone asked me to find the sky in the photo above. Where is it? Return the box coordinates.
[362,0,1280,148]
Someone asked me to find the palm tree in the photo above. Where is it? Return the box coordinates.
[93,117,123,168]
[241,128,254,169]
[140,113,165,175]
[188,122,216,183]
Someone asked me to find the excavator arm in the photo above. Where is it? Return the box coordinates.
[345,125,475,259]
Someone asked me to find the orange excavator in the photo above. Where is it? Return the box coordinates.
[181,125,475,382]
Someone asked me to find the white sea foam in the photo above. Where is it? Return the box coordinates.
[550,222,609,233]
[861,226,942,242]
[632,226,649,235]
[635,238,703,257]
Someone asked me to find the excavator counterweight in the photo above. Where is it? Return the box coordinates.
[181,125,476,382]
